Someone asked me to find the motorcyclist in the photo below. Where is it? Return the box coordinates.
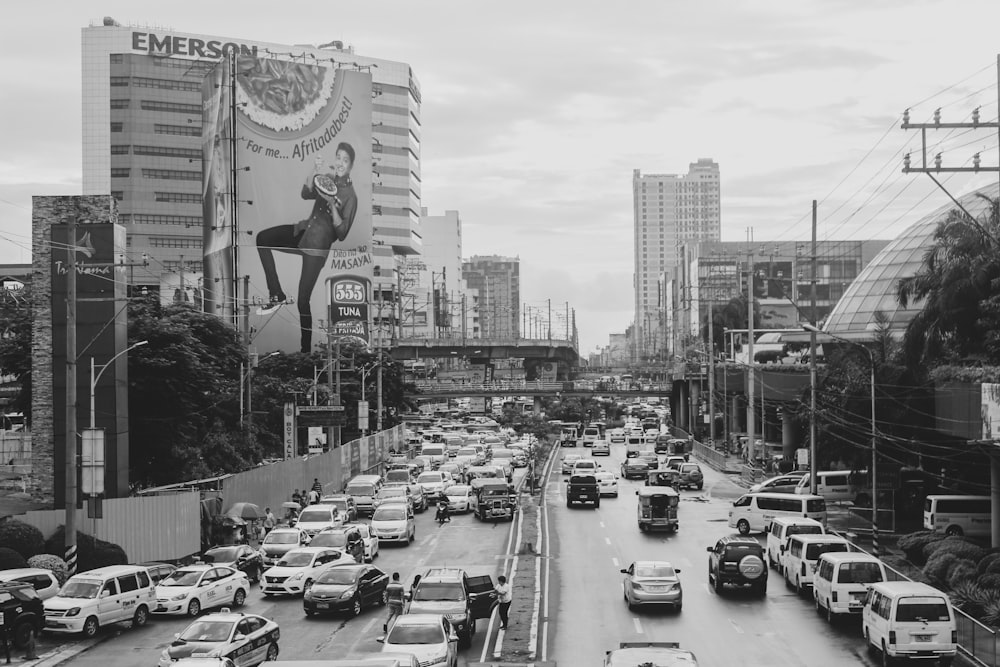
[435,499,451,523]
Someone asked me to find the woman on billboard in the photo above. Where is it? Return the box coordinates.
[256,142,358,353]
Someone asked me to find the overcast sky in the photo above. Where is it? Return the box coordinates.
[2,1,999,353]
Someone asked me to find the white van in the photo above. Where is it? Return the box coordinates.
[346,475,384,516]
[420,444,447,469]
[766,517,826,570]
[794,470,855,502]
[43,565,156,638]
[923,494,991,538]
[813,552,887,621]
[294,503,345,537]
[729,492,827,535]
[581,427,600,446]
[781,533,850,594]
[625,435,643,458]
[862,581,957,664]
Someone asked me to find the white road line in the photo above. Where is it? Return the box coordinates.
[632,617,644,634]
[604,537,612,546]
[612,557,620,567]
[599,521,605,528]
[729,618,745,634]
[493,625,505,657]
[541,621,549,662]
[529,497,542,659]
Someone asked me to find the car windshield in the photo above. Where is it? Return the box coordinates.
[417,473,442,483]
[805,543,849,560]
[205,547,240,562]
[59,579,101,598]
[387,624,444,645]
[379,488,406,498]
[896,600,951,622]
[178,619,234,643]
[346,484,375,496]
[161,569,203,587]
[837,562,884,584]
[457,449,477,456]
[264,532,298,544]
[278,552,315,567]
[310,533,347,548]
[298,509,333,523]
[374,508,406,521]
[635,565,676,578]
[315,569,359,585]
[413,582,465,601]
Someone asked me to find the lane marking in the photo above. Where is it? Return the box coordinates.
[529,494,542,659]
[633,617,644,634]
[604,537,612,546]
[541,620,549,662]
[729,618,745,634]
[612,557,620,567]
[599,521,605,528]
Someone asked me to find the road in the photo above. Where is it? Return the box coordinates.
[542,441,976,666]
[56,478,523,667]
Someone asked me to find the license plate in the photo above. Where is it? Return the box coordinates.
[913,635,932,642]
[45,620,60,627]
[646,586,666,592]
[316,602,329,609]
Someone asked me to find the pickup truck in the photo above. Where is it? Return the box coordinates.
[407,567,497,646]
[567,474,600,508]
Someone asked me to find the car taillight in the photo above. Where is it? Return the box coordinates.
[888,631,896,645]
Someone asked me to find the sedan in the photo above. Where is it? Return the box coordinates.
[591,440,611,456]
[157,611,279,667]
[561,454,582,475]
[303,564,389,617]
[261,547,356,597]
[621,561,683,612]
[594,471,619,497]
[444,484,475,513]
[202,544,264,584]
[379,614,458,667]
[749,474,804,494]
[153,565,250,617]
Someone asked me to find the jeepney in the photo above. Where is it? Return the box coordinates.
[636,486,680,533]
[471,478,516,521]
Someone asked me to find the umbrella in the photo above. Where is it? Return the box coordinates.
[281,501,301,510]
[225,502,264,520]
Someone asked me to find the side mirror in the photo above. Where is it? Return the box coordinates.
[674,568,682,573]
[449,633,459,642]
[100,590,111,598]
[705,547,714,553]
[780,545,786,553]
[234,633,246,642]
[620,568,628,574]
[635,490,639,495]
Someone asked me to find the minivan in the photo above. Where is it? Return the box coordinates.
[923,494,991,538]
[729,492,827,535]
[625,436,643,458]
[346,475,384,516]
[813,552,886,622]
[794,470,855,502]
[420,445,447,469]
[766,517,826,570]
[781,533,850,594]
[43,565,156,638]
[862,581,957,665]
[295,503,345,537]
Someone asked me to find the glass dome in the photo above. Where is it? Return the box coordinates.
[825,184,1000,336]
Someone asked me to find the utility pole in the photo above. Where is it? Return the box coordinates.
[565,301,569,340]
[810,201,819,493]
[708,285,716,445]
[547,298,551,342]
[746,228,755,464]
[64,215,78,576]
[376,287,384,432]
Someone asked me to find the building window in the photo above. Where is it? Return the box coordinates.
[140,100,201,114]
[150,237,202,248]
[132,76,202,92]
[110,168,130,178]
[109,54,123,64]
[162,259,204,272]
[110,145,130,155]
[130,214,202,226]
[142,168,200,181]
[134,145,202,159]
[110,122,124,132]
[154,123,201,136]
[111,191,124,200]
[155,192,201,203]
[110,99,130,109]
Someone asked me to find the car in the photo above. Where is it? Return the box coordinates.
[749,474,804,494]
[202,545,264,584]
[259,527,312,567]
[168,659,236,667]
[706,535,767,596]
[303,564,389,617]
[384,482,428,513]
[379,613,458,667]
[416,471,451,500]
[444,484,475,513]
[343,522,380,562]
[294,504,345,537]
[637,452,660,471]
[0,581,44,649]
[621,561,683,611]
[261,547,356,597]
[370,505,415,544]
[604,642,699,667]
[139,562,178,585]
[571,459,600,475]
[594,471,619,497]
[0,567,61,600]
[676,463,704,490]
[153,565,250,617]
[157,611,280,667]
[663,456,686,471]
[375,486,416,513]
[591,440,611,456]
[405,567,496,646]
[308,526,367,564]
[318,494,359,522]
[620,457,650,480]
[437,463,464,483]
[561,454,582,474]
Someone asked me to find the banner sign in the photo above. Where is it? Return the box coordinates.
[297,405,347,427]
[328,274,370,343]
[283,402,296,459]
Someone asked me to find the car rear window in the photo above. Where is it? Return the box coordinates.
[896,599,951,622]
[346,484,375,496]
[805,542,848,560]
[836,562,884,584]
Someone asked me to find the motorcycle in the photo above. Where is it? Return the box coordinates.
[435,502,451,525]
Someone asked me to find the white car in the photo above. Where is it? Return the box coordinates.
[444,484,474,513]
[749,474,805,494]
[379,613,458,667]
[370,505,415,545]
[153,565,250,617]
[346,522,380,562]
[157,611,280,667]
[594,471,619,497]
[416,471,450,500]
[0,567,61,600]
[261,547,355,596]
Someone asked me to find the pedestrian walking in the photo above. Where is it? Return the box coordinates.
[385,572,405,631]
[495,575,511,630]
[409,574,421,602]
[263,508,275,536]
[307,487,320,505]
[311,477,323,494]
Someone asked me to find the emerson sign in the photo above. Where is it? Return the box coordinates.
[132,31,258,59]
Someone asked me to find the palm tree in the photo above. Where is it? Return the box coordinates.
[896,194,1000,368]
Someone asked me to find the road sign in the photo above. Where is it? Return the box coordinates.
[297,405,347,427]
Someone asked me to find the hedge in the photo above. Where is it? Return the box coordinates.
[0,519,45,560]
[947,560,979,588]
[43,526,128,572]
[923,536,986,563]
[0,546,27,569]
[897,531,944,565]
[924,552,960,585]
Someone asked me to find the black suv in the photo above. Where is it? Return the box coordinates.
[706,535,767,596]
[406,567,497,647]
[202,544,265,583]
[566,474,600,508]
[0,581,44,649]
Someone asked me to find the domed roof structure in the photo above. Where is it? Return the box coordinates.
[824,183,1000,336]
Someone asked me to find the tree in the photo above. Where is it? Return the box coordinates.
[700,294,759,357]
[897,194,1000,369]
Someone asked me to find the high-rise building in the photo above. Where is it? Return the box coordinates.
[632,158,720,361]
[461,256,520,338]
[81,19,422,302]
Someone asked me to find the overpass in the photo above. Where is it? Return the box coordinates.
[407,380,671,399]
[389,336,579,366]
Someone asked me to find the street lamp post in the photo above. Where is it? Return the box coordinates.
[90,341,148,429]
[803,324,879,558]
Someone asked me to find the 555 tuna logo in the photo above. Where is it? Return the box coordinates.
[326,274,370,344]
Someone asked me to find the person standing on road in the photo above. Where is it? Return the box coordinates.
[409,574,421,603]
[263,508,275,536]
[495,575,511,630]
[307,487,320,505]
[385,572,405,631]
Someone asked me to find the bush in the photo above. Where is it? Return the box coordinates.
[43,526,128,572]
[897,531,945,565]
[978,553,1000,576]
[923,536,986,563]
[950,579,989,616]
[983,599,1000,627]
[27,554,70,585]
[924,552,959,585]
[977,573,1000,591]
[0,547,27,569]
[0,519,45,560]
[947,559,979,588]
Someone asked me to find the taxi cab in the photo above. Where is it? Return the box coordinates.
[153,565,250,617]
[158,610,279,666]
[605,642,698,667]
